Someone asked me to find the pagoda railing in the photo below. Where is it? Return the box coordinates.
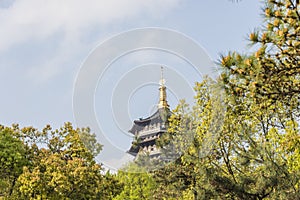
[138,126,166,137]
[149,148,161,156]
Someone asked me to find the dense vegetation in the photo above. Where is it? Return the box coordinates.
[0,123,123,199]
[0,0,299,199]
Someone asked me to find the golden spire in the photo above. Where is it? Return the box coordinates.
[158,66,169,108]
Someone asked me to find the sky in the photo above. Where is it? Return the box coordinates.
[0,0,263,170]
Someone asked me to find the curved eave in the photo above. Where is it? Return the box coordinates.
[127,146,139,155]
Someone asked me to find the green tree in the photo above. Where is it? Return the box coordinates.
[154,77,299,199]
[221,0,299,107]
[219,0,300,198]
[0,123,122,200]
[0,127,28,198]
[114,163,156,200]
[16,123,122,200]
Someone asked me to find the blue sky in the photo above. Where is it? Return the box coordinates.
[0,0,262,169]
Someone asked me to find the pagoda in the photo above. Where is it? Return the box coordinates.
[127,67,171,159]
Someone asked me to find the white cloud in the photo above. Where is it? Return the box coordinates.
[0,0,182,83]
[0,0,182,52]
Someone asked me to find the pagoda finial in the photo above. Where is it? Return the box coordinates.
[161,66,164,85]
[158,67,169,108]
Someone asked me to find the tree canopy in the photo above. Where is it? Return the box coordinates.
[0,123,122,200]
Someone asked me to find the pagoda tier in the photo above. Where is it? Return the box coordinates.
[127,108,170,157]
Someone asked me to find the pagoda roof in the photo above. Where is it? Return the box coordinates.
[127,146,139,156]
[128,107,171,135]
